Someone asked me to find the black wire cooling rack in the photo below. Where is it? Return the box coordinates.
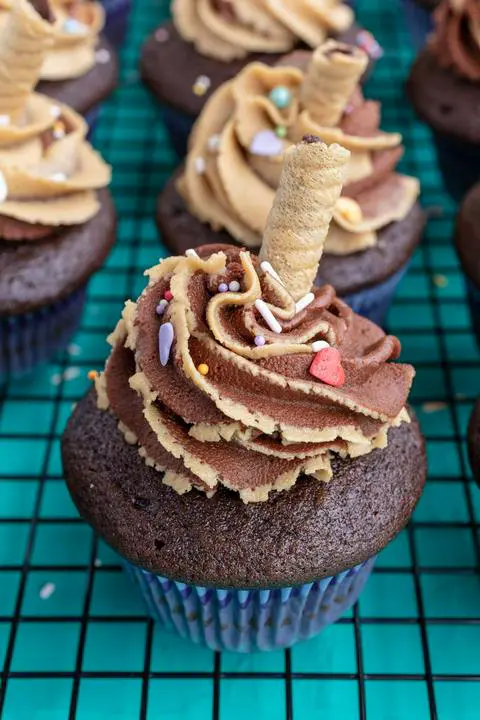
[0,0,479,718]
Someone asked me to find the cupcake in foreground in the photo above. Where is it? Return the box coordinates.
[0,0,118,129]
[158,41,424,326]
[407,0,480,202]
[455,183,480,347]
[0,0,115,377]
[140,0,383,156]
[468,400,480,487]
[62,137,425,652]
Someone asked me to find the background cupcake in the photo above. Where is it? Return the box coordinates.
[0,0,116,376]
[158,42,424,326]
[62,137,426,652]
[401,0,439,49]
[454,183,480,348]
[0,0,118,131]
[140,0,383,156]
[407,0,480,202]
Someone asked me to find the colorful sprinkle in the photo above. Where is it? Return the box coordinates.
[192,74,211,96]
[96,48,111,64]
[50,105,61,119]
[250,129,283,157]
[164,290,173,301]
[260,261,283,285]
[311,340,330,353]
[159,322,174,366]
[0,171,7,204]
[53,121,66,140]
[228,280,241,292]
[0,115,10,127]
[207,134,221,152]
[309,348,345,387]
[194,156,206,174]
[154,27,169,42]
[254,335,266,347]
[269,85,293,109]
[49,172,67,182]
[87,370,98,381]
[295,292,314,314]
[255,299,282,334]
[185,248,199,258]
[218,283,228,293]
[275,125,287,139]
[356,30,383,59]
[197,363,209,376]
[63,17,87,34]
[156,299,168,315]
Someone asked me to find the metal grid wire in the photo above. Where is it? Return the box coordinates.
[0,0,479,717]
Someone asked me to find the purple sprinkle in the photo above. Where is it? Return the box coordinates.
[156,300,168,315]
[159,322,174,366]
[254,335,266,347]
[218,283,228,293]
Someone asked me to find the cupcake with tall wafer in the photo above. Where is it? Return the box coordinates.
[0,0,118,128]
[158,41,425,325]
[62,136,425,653]
[0,0,115,376]
[407,0,480,201]
[140,0,383,156]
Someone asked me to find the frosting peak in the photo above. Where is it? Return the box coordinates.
[172,0,354,62]
[431,0,480,81]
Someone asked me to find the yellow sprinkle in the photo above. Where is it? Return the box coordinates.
[197,363,209,376]
[87,370,98,381]
[433,274,448,288]
[192,83,207,97]
[336,197,363,225]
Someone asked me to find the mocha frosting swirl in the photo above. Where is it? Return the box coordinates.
[430,0,480,82]
[178,42,420,256]
[0,0,106,81]
[172,0,354,62]
[0,0,111,239]
[97,245,414,503]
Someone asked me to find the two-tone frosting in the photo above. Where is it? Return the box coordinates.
[0,0,106,81]
[430,0,480,81]
[178,41,420,256]
[172,0,354,62]
[0,0,111,239]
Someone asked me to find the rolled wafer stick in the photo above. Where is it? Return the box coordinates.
[259,135,350,301]
[0,0,54,123]
[301,41,368,127]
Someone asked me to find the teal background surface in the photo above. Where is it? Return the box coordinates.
[1,0,480,717]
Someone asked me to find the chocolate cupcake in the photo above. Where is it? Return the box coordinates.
[158,42,425,326]
[0,0,118,131]
[407,0,480,202]
[140,0,383,156]
[468,399,480,486]
[0,0,116,377]
[62,137,425,652]
[454,183,480,347]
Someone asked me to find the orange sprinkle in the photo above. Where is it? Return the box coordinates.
[197,363,209,376]
[87,370,98,381]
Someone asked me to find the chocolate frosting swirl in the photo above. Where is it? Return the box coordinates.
[178,42,420,256]
[430,0,480,81]
[97,245,414,503]
[172,0,354,62]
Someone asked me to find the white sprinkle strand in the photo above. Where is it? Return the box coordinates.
[194,157,206,175]
[312,340,330,353]
[50,172,67,182]
[0,115,10,127]
[255,299,282,334]
[185,248,199,258]
[0,171,7,204]
[40,583,56,600]
[63,17,87,34]
[96,48,111,64]
[260,261,284,285]
[50,105,61,119]
[295,292,315,314]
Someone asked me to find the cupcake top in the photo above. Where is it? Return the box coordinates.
[97,138,415,503]
[172,0,354,62]
[0,0,106,81]
[430,0,480,81]
[0,0,111,240]
[178,41,420,257]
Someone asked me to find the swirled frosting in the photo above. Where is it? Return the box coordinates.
[172,0,354,62]
[178,42,420,256]
[430,0,480,81]
[0,0,105,81]
[0,0,111,237]
[96,245,414,503]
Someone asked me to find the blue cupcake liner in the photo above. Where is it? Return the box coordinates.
[124,556,375,652]
[431,129,480,204]
[401,0,434,49]
[0,286,86,378]
[84,106,100,141]
[162,106,195,159]
[342,261,410,327]
[100,0,131,47]
[465,277,480,349]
